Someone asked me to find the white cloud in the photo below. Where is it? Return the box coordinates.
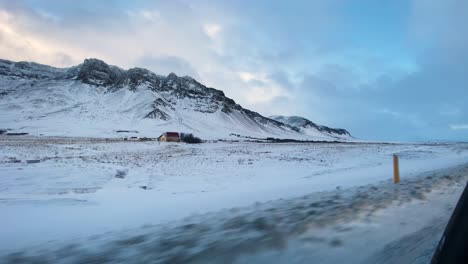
[36,8,61,23]
[449,124,468,130]
[203,23,222,39]
[127,9,160,22]
[239,72,261,82]
[236,71,291,106]
[0,10,85,66]
[247,85,289,104]
[376,108,401,117]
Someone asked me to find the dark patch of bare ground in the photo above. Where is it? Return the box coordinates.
[2,165,468,264]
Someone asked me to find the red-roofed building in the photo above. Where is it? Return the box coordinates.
[158,132,180,142]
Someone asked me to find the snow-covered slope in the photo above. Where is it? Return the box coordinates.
[0,58,349,140]
[270,115,351,140]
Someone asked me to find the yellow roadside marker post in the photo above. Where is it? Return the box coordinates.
[393,154,400,184]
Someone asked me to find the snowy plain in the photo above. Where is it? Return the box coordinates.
[0,136,468,263]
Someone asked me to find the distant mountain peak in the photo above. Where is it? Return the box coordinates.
[82,58,108,67]
[167,72,178,79]
[270,115,351,138]
[76,58,124,86]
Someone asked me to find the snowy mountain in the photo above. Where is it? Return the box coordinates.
[0,58,350,140]
[270,115,351,139]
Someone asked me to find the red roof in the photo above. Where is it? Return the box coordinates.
[166,132,179,137]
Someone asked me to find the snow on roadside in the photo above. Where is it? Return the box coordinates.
[2,163,467,263]
[0,136,468,260]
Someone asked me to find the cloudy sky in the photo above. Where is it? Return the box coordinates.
[0,0,467,141]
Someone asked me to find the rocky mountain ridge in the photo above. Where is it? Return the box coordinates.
[0,58,350,140]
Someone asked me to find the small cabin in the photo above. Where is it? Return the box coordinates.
[158,132,180,142]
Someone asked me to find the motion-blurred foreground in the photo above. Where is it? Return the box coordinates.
[1,136,467,263]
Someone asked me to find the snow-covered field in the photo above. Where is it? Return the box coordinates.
[1,136,468,263]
